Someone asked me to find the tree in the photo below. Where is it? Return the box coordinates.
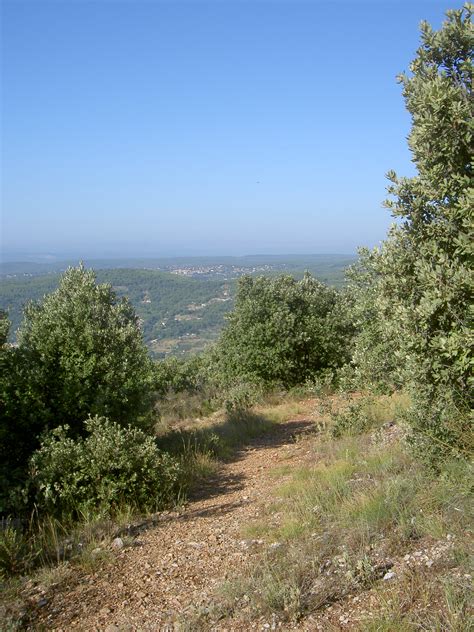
[343,248,402,393]
[215,273,350,387]
[357,4,473,460]
[0,310,10,346]
[17,264,154,432]
[1,314,49,513]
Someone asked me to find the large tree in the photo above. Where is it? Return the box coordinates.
[356,4,473,460]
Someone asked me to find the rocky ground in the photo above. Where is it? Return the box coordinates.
[6,404,468,631]
[23,414,317,631]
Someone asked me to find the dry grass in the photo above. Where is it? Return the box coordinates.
[4,391,471,630]
[0,391,310,629]
[211,393,473,627]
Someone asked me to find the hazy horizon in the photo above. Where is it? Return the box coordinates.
[1,249,358,265]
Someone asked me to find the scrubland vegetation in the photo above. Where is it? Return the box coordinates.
[0,4,472,629]
[174,392,467,629]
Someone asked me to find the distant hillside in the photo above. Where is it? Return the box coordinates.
[1,255,354,357]
[1,254,355,283]
[1,269,230,357]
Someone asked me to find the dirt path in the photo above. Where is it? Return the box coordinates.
[32,415,317,631]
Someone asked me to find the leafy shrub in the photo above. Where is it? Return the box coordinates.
[403,391,473,465]
[153,354,219,425]
[305,369,337,397]
[17,264,154,434]
[224,382,262,417]
[330,400,374,438]
[215,273,352,388]
[154,355,209,397]
[342,249,403,394]
[0,344,49,515]
[29,416,182,518]
[330,395,404,438]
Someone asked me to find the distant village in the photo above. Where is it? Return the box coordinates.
[166,263,276,279]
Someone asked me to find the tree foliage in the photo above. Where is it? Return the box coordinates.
[29,416,182,518]
[17,264,154,432]
[352,4,473,460]
[1,327,49,513]
[343,248,402,393]
[1,265,155,513]
[215,274,351,387]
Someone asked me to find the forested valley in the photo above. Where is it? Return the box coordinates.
[1,5,472,630]
[1,255,352,358]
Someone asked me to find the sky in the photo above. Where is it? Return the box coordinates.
[1,0,449,261]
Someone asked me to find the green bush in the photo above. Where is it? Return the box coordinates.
[342,248,403,394]
[224,382,262,417]
[1,265,156,514]
[29,416,182,518]
[0,345,49,515]
[154,354,209,397]
[330,398,376,438]
[17,264,154,434]
[215,273,352,388]
[330,394,406,438]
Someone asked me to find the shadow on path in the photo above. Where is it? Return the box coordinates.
[187,416,316,503]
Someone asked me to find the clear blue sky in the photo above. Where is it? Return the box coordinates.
[1,0,449,260]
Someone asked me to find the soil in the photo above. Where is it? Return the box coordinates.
[27,412,318,631]
[10,405,463,631]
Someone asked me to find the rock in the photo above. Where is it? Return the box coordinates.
[37,597,48,607]
[112,538,124,550]
[383,571,396,581]
[269,542,282,550]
